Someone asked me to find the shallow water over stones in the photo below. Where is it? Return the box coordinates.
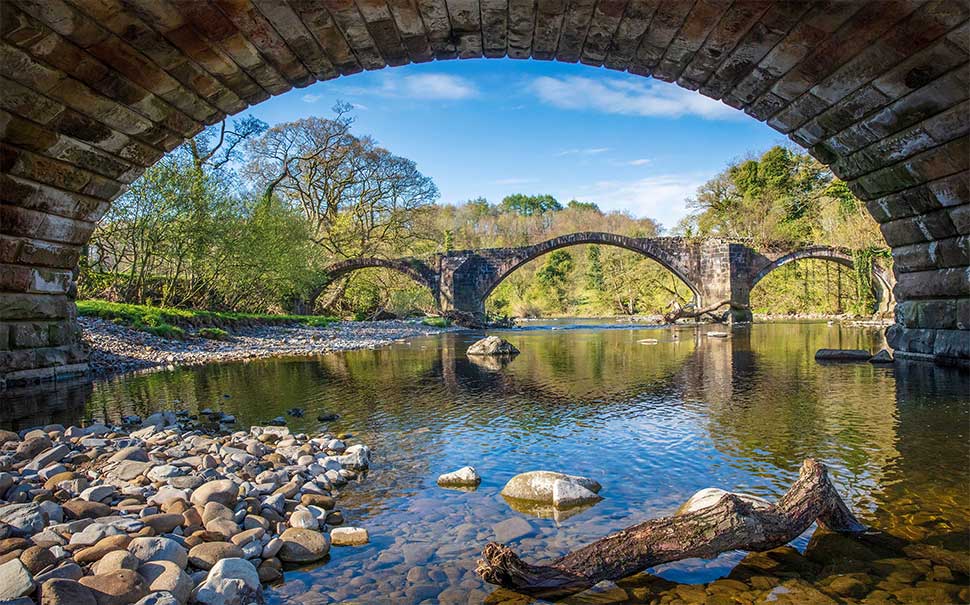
[5,322,969,604]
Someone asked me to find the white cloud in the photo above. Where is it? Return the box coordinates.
[557,147,610,156]
[567,174,705,229]
[302,93,323,103]
[627,158,652,166]
[337,72,478,101]
[530,75,739,120]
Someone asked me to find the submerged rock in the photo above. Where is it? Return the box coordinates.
[815,349,871,362]
[466,336,520,356]
[436,466,481,488]
[500,471,601,506]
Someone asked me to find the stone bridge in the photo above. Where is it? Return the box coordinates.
[1,0,968,384]
[307,233,895,322]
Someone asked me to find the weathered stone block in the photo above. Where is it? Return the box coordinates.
[11,322,51,348]
[894,267,970,300]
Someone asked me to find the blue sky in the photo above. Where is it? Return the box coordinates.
[238,59,787,231]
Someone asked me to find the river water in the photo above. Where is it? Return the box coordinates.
[5,322,969,604]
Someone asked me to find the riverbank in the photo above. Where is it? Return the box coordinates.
[81,316,464,379]
[0,413,372,604]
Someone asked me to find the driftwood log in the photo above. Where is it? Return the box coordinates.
[663,299,742,323]
[476,459,865,599]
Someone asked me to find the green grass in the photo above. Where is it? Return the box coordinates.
[198,327,230,340]
[421,316,451,328]
[77,300,338,339]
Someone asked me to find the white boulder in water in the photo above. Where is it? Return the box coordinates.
[466,336,520,356]
[552,479,601,508]
[675,487,771,515]
[437,466,481,487]
[500,471,601,508]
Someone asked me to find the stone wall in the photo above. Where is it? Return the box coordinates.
[1,0,968,384]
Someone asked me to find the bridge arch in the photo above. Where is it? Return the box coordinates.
[1,1,968,382]
[302,258,439,313]
[479,232,701,304]
[749,247,895,313]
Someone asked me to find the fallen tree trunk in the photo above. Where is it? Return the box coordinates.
[476,459,865,599]
[663,299,740,323]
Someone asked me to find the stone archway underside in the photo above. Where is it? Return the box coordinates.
[1,0,968,383]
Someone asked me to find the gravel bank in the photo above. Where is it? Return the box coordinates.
[0,413,372,604]
[81,317,464,378]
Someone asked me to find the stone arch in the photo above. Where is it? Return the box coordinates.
[479,232,702,303]
[749,247,895,313]
[301,257,439,313]
[2,0,969,382]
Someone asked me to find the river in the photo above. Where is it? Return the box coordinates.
[5,321,968,604]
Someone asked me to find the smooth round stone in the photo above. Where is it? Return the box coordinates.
[500,471,601,504]
[140,514,183,535]
[20,545,56,574]
[257,559,282,583]
[91,551,139,575]
[288,510,318,530]
[325,511,344,525]
[277,529,329,563]
[137,561,193,604]
[187,542,244,570]
[194,558,262,605]
[261,538,283,559]
[78,570,148,605]
[38,578,97,605]
[74,535,131,564]
[189,480,238,508]
[204,519,239,539]
[43,472,77,492]
[79,485,116,503]
[128,537,188,569]
[230,529,264,547]
[62,500,112,521]
[436,466,481,487]
[201,502,233,524]
[330,527,369,547]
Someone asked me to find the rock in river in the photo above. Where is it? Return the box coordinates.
[277,529,330,563]
[551,479,602,508]
[675,488,771,515]
[500,471,601,505]
[330,527,369,546]
[466,336,519,356]
[815,349,871,362]
[436,466,481,488]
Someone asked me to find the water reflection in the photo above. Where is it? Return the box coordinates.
[3,322,967,603]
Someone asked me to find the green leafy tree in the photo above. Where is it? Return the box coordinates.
[500,194,562,216]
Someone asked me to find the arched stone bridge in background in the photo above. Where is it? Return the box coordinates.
[307,233,896,322]
[1,0,968,384]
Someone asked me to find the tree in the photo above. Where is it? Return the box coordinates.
[246,109,439,260]
[500,194,563,216]
[567,200,601,213]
